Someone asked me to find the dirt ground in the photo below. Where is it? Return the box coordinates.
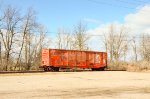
[0,71,150,99]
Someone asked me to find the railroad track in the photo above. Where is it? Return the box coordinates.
[0,69,126,74]
[0,71,45,74]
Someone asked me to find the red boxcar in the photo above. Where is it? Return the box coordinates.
[40,49,107,71]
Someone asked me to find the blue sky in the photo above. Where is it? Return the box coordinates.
[1,0,149,34]
[1,0,150,53]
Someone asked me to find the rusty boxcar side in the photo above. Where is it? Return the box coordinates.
[40,49,107,71]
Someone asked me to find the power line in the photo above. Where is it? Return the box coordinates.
[86,0,135,9]
[86,0,150,14]
[114,0,144,5]
[132,0,150,4]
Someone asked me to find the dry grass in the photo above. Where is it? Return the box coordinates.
[107,62,128,71]
[127,61,150,72]
[107,61,150,72]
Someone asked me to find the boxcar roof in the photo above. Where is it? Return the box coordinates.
[43,48,107,53]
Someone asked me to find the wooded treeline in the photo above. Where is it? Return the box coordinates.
[0,5,49,71]
[0,5,150,71]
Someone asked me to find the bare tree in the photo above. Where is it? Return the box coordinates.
[103,24,128,63]
[29,25,47,69]
[103,33,108,53]
[56,22,90,51]
[73,22,90,51]
[105,24,115,62]
[0,5,21,71]
[56,29,63,49]
[140,34,150,62]
[13,8,37,70]
[0,35,1,66]
[23,8,39,70]
[131,37,138,62]
[0,12,2,65]
[56,28,73,49]
[0,5,49,71]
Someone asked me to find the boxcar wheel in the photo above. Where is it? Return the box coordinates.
[44,67,47,72]
[92,68,96,71]
[92,68,105,71]
[99,67,105,71]
[52,67,59,72]
[47,67,53,71]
